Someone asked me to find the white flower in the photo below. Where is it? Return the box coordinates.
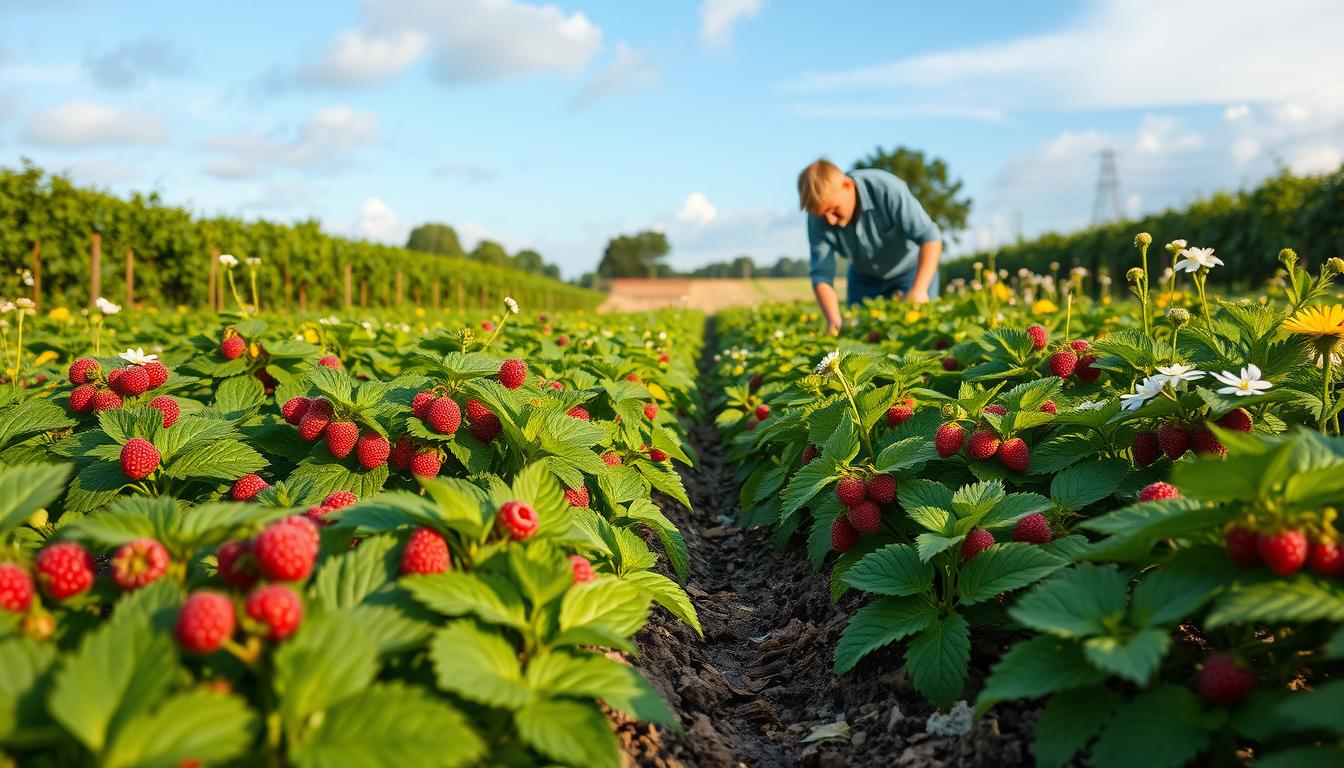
[21,270,34,287]
[1174,246,1222,273]
[219,253,238,267]
[658,331,667,340]
[1154,363,1205,389]
[118,347,158,365]
[1211,365,1272,396]
[1166,239,1188,252]
[1076,400,1108,411]
[95,297,121,315]
[774,329,785,339]
[15,298,33,310]
[0,299,14,314]
[361,321,373,331]
[1120,376,1166,411]
[503,296,519,314]
[815,350,841,377]
[245,257,262,266]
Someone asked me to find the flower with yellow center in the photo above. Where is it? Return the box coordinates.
[1282,304,1344,358]
[1031,298,1058,315]
[904,309,922,324]
[47,307,71,322]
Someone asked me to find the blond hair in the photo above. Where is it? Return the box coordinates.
[797,158,844,213]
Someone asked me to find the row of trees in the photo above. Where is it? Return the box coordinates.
[405,223,562,280]
[943,164,1344,289]
[0,161,600,312]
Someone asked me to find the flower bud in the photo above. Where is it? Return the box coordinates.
[1126,267,1145,283]
[1278,248,1298,269]
[1134,232,1152,247]
[1326,257,1344,277]
[1166,307,1192,327]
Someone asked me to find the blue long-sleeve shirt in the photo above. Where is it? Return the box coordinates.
[807,168,942,287]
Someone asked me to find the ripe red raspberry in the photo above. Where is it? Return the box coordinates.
[745,419,758,431]
[647,447,669,462]
[245,584,303,640]
[1139,481,1180,502]
[465,398,490,421]
[401,527,451,575]
[941,357,959,371]
[563,486,590,508]
[120,438,160,480]
[801,444,820,464]
[498,358,528,389]
[111,538,170,590]
[148,395,179,427]
[305,505,334,527]
[983,404,1007,416]
[317,355,341,369]
[323,490,358,510]
[411,391,436,419]
[1070,339,1091,352]
[176,592,236,653]
[282,397,311,425]
[887,405,913,426]
[1216,408,1253,433]
[1075,355,1101,382]
[625,373,641,383]
[112,366,150,396]
[556,335,569,346]
[35,542,95,599]
[962,529,995,561]
[1191,428,1227,457]
[69,357,99,384]
[481,321,493,331]
[410,450,442,478]
[866,474,897,505]
[107,369,123,390]
[1132,430,1160,467]
[254,516,320,581]
[1257,529,1308,576]
[569,555,597,584]
[497,501,539,541]
[997,437,1030,473]
[429,399,465,435]
[356,433,390,469]
[307,398,334,418]
[1047,350,1077,378]
[1309,539,1344,577]
[390,436,415,470]
[835,476,867,507]
[217,540,259,590]
[935,422,966,457]
[298,409,330,441]
[1157,423,1191,460]
[220,335,245,360]
[469,411,501,442]
[1198,654,1255,706]
[867,331,882,343]
[601,452,621,467]
[1013,513,1053,544]
[1026,324,1048,350]
[643,402,659,420]
[69,384,96,413]
[847,500,881,535]
[967,429,1001,461]
[325,421,359,458]
[0,564,34,612]
[1040,400,1057,414]
[831,516,858,553]
[755,404,770,421]
[1224,527,1261,568]
[142,361,169,389]
[231,473,269,501]
[91,389,123,412]
[567,406,590,421]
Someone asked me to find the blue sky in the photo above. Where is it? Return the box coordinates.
[2,0,1342,278]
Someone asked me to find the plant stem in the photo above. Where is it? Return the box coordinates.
[11,311,22,393]
[1064,293,1073,341]
[250,268,260,314]
[226,269,248,316]
[1322,354,1335,435]
[837,370,876,463]
[1195,273,1214,333]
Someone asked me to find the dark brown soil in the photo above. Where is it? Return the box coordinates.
[616,327,1041,767]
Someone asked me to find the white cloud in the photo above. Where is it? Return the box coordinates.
[22,101,167,148]
[84,37,190,89]
[1224,104,1250,121]
[676,192,718,225]
[358,197,408,244]
[1134,115,1204,155]
[301,29,429,87]
[1230,137,1261,165]
[573,42,656,107]
[200,105,378,179]
[1286,144,1343,175]
[699,0,765,49]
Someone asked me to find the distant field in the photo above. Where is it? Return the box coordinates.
[599,277,845,313]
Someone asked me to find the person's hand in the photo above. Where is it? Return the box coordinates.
[907,289,930,305]
[826,318,842,336]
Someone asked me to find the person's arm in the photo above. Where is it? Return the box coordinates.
[907,240,942,304]
[807,218,843,335]
[886,177,942,304]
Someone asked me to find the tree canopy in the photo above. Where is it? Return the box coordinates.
[852,146,973,242]
[597,231,671,278]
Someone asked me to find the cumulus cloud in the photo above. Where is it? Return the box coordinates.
[200,105,378,179]
[676,192,718,225]
[22,101,167,148]
[300,28,429,87]
[573,42,656,107]
[84,37,190,89]
[699,0,765,48]
[358,197,408,243]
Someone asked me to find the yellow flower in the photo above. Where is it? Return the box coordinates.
[1031,299,1058,316]
[33,350,59,366]
[303,329,320,344]
[47,307,71,322]
[992,283,1012,301]
[177,305,189,314]
[1282,304,1344,357]
[415,307,427,317]
[904,310,922,324]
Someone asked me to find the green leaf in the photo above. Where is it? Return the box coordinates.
[975,636,1109,715]
[624,570,702,637]
[286,457,391,503]
[0,462,71,537]
[780,455,840,521]
[907,504,952,535]
[0,637,56,743]
[904,613,971,710]
[1008,564,1128,637]
[842,544,934,597]
[212,375,266,415]
[1082,628,1171,685]
[525,649,678,727]
[508,546,573,609]
[402,571,528,630]
[957,543,1066,605]
[102,689,255,768]
[273,613,379,737]
[1050,459,1129,511]
[48,620,178,755]
[1129,547,1234,627]
[833,595,936,675]
[553,577,651,651]
[1090,686,1211,768]
[306,365,355,407]
[151,416,237,464]
[950,480,1005,520]
[1034,687,1122,768]
[1256,747,1344,768]
[290,682,484,768]
[1079,499,1231,543]
[1272,679,1344,734]
[515,699,620,768]
[162,440,266,482]
[430,621,530,709]
[64,459,128,515]
[0,399,74,451]
[898,478,953,512]
[1207,576,1344,628]
[618,498,690,584]
[978,492,1051,531]
[915,532,964,562]
[311,534,398,610]
[873,437,937,474]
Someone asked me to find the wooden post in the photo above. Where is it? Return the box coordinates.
[125,248,134,307]
[343,264,353,308]
[30,240,41,309]
[209,247,219,311]
[413,288,422,306]
[282,264,293,306]
[360,282,368,308]
[299,281,308,312]
[395,270,404,306]
[89,233,102,308]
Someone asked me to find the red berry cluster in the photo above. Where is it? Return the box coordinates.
[1225,524,1343,578]
[66,356,175,419]
[935,418,1031,473]
[1152,419,1230,461]
[886,396,916,427]
[830,473,898,552]
[282,396,392,470]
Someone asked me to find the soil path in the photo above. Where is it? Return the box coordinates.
[616,320,1039,767]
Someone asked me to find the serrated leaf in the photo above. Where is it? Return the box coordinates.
[274,613,378,737]
[904,613,971,710]
[1050,459,1130,511]
[402,571,528,630]
[65,459,129,514]
[842,544,934,597]
[525,649,678,727]
[102,689,255,768]
[1008,564,1128,637]
[430,620,531,709]
[0,637,57,742]
[873,437,937,474]
[515,698,620,768]
[975,637,1109,715]
[1089,686,1210,768]
[834,595,935,675]
[899,478,953,512]
[0,399,74,450]
[915,532,964,562]
[1033,687,1122,768]
[978,492,1051,531]
[0,462,71,537]
[311,534,398,610]
[624,570,701,636]
[553,577,651,651]
[1207,576,1344,628]
[1082,627,1171,685]
[162,440,266,482]
[957,543,1066,605]
[618,498,689,584]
